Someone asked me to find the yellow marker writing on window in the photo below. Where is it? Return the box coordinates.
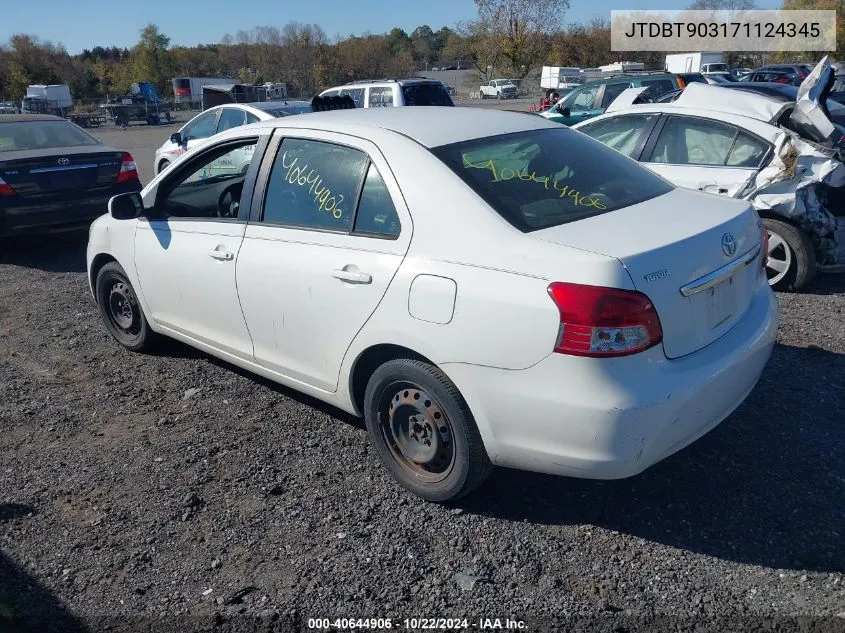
[281,152,344,219]
[462,156,607,210]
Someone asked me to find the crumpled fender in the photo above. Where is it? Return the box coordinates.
[739,131,845,267]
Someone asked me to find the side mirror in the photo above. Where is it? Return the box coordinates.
[562,107,571,118]
[170,131,183,145]
[109,191,144,220]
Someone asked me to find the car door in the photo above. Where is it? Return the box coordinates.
[640,115,771,196]
[133,132,270,359]
[236,131,411,392]
[550,83,604,125]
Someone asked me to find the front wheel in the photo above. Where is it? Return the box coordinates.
[95,262,157,352]
[363,359,492,503]
[762,218,816,291]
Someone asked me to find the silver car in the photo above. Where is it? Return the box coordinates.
[153,101,313,176]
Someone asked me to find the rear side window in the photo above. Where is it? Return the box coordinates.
[217,108,246,133]
[339,88,364,107]
[431,128,673,233]
[262,138,368,231]
[600,83,631,108]
[576,114,658,158]
[368,87,394,107]
[401,83,454,106]
[353,164,401,237]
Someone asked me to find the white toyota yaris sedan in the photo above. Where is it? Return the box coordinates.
[87,107,778,502]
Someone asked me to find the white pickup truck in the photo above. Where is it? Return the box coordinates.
[478,79,518,99]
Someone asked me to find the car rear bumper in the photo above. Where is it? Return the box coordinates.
[0,182,141,236]
[441,282,778,479]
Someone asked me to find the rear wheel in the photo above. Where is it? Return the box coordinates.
[158,159,170,174]
[363,359,492,503]
[95,262,157,352]
[762,218,816,291]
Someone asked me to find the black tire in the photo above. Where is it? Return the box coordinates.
[95,262,157,352]
[158,159,170,174]
[762,218,816,291]
[363,359,493,502]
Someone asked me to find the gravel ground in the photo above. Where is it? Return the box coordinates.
[1,107,844,633]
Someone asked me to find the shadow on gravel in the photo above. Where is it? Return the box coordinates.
[803,272,845,296]
[461,343,845,573]
[0,504,87,633]
[0,230,88,274]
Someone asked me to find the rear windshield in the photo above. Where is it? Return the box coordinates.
[0,120,101,152]
[401,83,454,106]
[431,127,673,232]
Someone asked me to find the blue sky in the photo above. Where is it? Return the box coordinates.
[3,0,780,54]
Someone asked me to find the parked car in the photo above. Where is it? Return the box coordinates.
[744,64,813,86]
[153,100,314,175]
[319,78,454,108]
[722,82,845,126]
[540,73,706,126]
[0,102,21,115]
[479,79,519,99]
[87,106,777,502]
[731,68,753,80]
[0,114,141,239]
[573,59,845,291]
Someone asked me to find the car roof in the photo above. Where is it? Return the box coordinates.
[580,73,677,86]
[248,100,312,111]
[0,114,65,123]
[252,106,558,148]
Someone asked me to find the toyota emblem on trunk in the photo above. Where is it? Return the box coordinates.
[721,233,737,257]
[57,157,70,166]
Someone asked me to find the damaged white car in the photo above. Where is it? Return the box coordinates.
[573,57,845,291]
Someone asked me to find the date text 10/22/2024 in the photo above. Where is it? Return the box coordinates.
[307,617,528,630]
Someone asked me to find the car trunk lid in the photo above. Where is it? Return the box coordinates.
[0,146,123,198]
[530,187,763,359]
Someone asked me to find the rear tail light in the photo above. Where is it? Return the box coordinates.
[0,176,16,196]
[115,152,139,184]
[547,282,663,357]
[677,76,686,89]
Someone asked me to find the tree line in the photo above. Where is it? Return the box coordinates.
[1,0,841,102]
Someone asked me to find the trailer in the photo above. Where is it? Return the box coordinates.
[172,77,236,105]
[21,84,73,117]
[665,52,724,74]
[101,82,173,126]
[201,83,274,110]
[67,112,108,128]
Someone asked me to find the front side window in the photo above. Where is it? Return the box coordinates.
[217,108,247,133]
[161,140,258,219]
[368,87,394,107]
[262,138,368,230]
[183,111,218,141]
[577,114,658,158]
[431,128,673,233]
[649,116,767,167]
[565,85,600,112]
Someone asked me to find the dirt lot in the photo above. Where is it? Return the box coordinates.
[1,107,844,633]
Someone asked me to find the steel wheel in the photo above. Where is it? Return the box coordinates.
[765,229,792,286]
[107,281,142,338]
[377,382,456,484]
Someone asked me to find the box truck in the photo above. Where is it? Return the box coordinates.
[541,66,582,90]
[665,53,725,74]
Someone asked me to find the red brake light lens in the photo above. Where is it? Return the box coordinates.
[115,152,139,184]
[547,282,663,357]
[0,176,16,196]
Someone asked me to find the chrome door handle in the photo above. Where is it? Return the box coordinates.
[331,269,372,284]
[208,248,234,261]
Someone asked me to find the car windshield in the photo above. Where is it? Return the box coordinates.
[431,127,673,232]
[401,83,454,106]
[0,120,101,152]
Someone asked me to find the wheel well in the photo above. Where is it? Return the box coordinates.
[158,158,170,173]
[89,253,117,298]
[350,344,434,416]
